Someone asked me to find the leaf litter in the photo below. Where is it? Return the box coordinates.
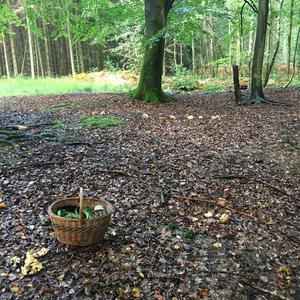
[0,89,299,299]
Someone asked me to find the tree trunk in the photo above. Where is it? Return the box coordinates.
[67,17,76,76]
[42,23,51,77]
[26,16,35,79]
[263,0,285,87]
[192,38,196,74]
[248,0,269,104]
[127,0,173,103]
[2,36,10,79]
[8,24,18,77]
[287,0,295,76]
[285,22,300,88]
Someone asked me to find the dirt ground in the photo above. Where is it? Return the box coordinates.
[0,89,299,300]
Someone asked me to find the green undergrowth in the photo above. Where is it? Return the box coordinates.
[0,77,129,97]
[80,116,125,128]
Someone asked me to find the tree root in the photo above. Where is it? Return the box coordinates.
[127,88,173,103]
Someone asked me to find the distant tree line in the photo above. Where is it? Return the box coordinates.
[0,0,299,83]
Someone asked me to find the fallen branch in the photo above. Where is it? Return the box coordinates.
[171,194,257,221]
[7,161,64,170]
[240,280,292,300]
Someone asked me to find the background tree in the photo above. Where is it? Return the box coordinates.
[127,0,175,103]
[248,0,269,104]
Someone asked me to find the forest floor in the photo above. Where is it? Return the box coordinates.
[0,88,299,300]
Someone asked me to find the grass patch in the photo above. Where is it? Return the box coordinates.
[80,116,125,129]
[53,119,66,129]
[0,77,130,97]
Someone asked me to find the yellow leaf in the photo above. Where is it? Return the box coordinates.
[169,115,176,120]
[211,115,221,120]
[10,283,21,294]
[219,214,230,223]
[213,242,222,249]
[142,113,149,119]
[204,211,213,218]
[21,250,43,276]
[277,266,291,276]
[173,244,180,250]
[0,202,6,209]
[10,256,21,267]
[187,115,194,120]
[131,287,141,298]
[35,247,49,257]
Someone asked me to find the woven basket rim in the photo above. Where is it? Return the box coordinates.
[48,197,114,222]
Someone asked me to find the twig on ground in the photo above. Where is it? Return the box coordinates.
[240,280,292,300]
[171,194,258,221]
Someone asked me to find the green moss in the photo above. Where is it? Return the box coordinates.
[81,116,125,128]
[127,87,172,103]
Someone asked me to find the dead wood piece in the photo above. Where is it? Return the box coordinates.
[171,194,257,221]
[7,161,64,170]
[240,280,292,300]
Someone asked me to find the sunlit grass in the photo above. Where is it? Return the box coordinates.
[0,77,131,97]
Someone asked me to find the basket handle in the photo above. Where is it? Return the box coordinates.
[79,187,84,223]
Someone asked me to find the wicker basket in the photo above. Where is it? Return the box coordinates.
[48,196,114,246]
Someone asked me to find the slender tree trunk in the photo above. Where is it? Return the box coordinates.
[26,16,35,79]
[248,0,269,103]
[173,39,177,73]
[248,17,254,75]
[192,38,196,74]
[180,43,183,66]
[42,24,51,77]
[2,36,10,79]
[264,0,285,87]
[8,24,18,77]
[78,42,85,72]
[287,0,295,76]
[285,22,300,87]
[127,0,174,103]
[67,17,76,76]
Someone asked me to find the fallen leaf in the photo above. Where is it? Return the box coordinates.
[187,115,194,120]
[219,214,230,223]
[0,202,6,209]
[277,265,291,276]
[10,283,21,294]
[142,113,149,119]
[10,256,21,267]
[173,244,181,250]
[211,115,221,120]
[35,248,49,257]
[213,242,222,249]
[21,250,44,276]
[131,287,141,298]
[204,211,213,218]
[169,115,176,120]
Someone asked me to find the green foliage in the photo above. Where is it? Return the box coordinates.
[57,207,95,219]
[53,119,66,129]
[183,228,196,239]
[0,78,130,97]
[80,116,125,129]
[165,221,179,230]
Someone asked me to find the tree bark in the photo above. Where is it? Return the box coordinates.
[2,36,10,79]
[8,24,18,77]
[287,0,295,76]
[67,16,76,76]
[127,0,173,103]
[263,0,285,87]
[248,0,269,104]
[26,15,35,79]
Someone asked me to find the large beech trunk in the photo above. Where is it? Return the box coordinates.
[249,0,269,103]
[128,0,173,103]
